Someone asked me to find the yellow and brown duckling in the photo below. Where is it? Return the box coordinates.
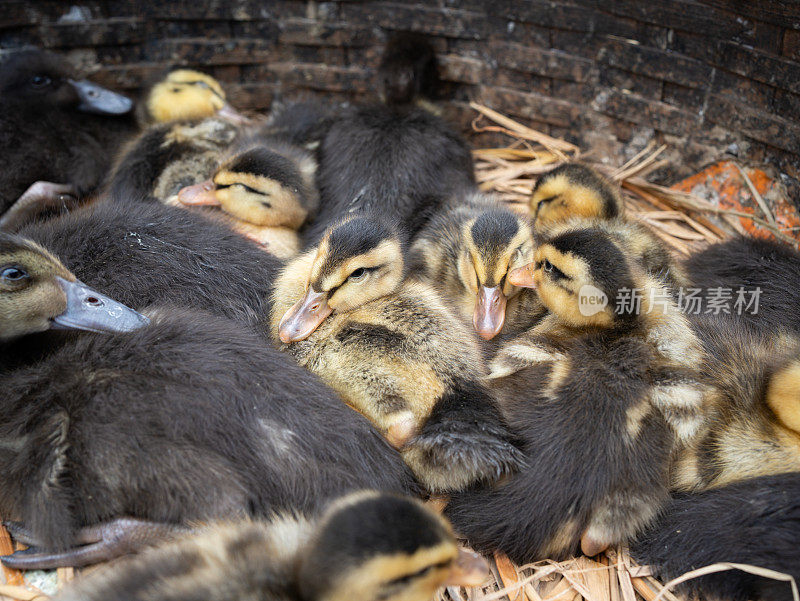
[446,221,710,563]
[0,231,148,341]
[409,192,544,341]
[142,68,245,125]
[176,134,319,257]
[670,316,800,492]
[272,215,524,492]
[55,492,488,601]
[530,163,625,231]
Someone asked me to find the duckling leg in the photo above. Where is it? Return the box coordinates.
[1,518,189,569]
[0,182,78,232]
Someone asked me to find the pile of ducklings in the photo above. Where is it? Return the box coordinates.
[0,32,799,601]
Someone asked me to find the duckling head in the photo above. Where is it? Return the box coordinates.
[178,146,313,229]
[508,224,640,329]
[0,49,133,116]
[530,164,624,231]
[378,32,439,106]
[146,69,241,123]
[278,216,404,343]
[298,492,488,601]
[458,209,534,340]
[0,233,148,341]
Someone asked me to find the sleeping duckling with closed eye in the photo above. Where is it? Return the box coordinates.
[272,215,524,492]
[446,221,710,563]
[141,68,246,125]
[670,316,800,492]
[409,192,544,341]
[55,492,489,601]
[0,239,417,568]
[176,133,319,257]
[530,163,625,231]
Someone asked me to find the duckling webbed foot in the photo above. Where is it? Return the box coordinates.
[0,182,78,232]
[403,381,526,492]
[1,518,189,569]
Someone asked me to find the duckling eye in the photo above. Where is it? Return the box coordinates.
[30,75,52,88]
[171,87,182,93]
[348,268,367,282]
[1,267,28,282]
[543,259,554,273]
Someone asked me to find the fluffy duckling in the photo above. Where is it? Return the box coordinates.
[55,492,488,601]
[409,192,544,341]
[17,199,281,336]
[305,35,474,246]
[272,216,524,492]
[175,129,319,257]
[0,232,148,341]
[0,292,416,568]
[685,235,800,335]
[530,163,625,231]
[632,472,800,601]
[378,32,439,107]
[446,221,710,562]
[0,49,135,215]
[142,68,245,125]
[670,316,800,492]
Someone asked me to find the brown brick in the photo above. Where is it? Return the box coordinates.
[267,62,372,94]
[598,37,714,89]
[784,29,800,61]
[662,82,705,111]
[705,94,800,154]
[37,18,144,49]
[772,90,800,123]
[151,38,275,66]
[492,67,552,96]
[143,1,304,20]
[438,54,489,85]
[491,41,594,82]
[501,21,550,49]
[715,41,800,95]
[550,30,607,60]
[669,31,717,63]
[711,70,775,111]
[226,82,277,111]
[698,0,800,31]
[340,3,489,39]
[591,88,699,136]
[599,66,663,101]
[278,19,376,47]
[499,0,641,38]
[155,20,234,39]
[90,62,165,89]
[477,85,582,128]
[552,80,594,104]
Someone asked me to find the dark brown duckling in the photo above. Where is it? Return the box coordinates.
[0,283,416,568]
[55,492,488,601]
[632,472,800,601]
[0,49,135,216]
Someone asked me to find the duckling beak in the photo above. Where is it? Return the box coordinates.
[445,548,490,587]
[177,180,220,206]
[278,289,333,343]
[216,103,250,125]
[473,286,507,341]
[68,79,133,115]
[51,277,149,334]
[507,264,536,289]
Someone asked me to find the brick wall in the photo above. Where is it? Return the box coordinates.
[2,0,799,202]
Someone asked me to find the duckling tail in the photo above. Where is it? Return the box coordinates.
[631,473,800,601]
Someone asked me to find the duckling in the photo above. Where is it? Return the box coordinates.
[55,492,489,601]
[446,221,710,563]
[409,192,545,341]
[305,35,474,246]
[685,235,800,335]
[141,68,245,125]
[670,316,800,492]
[378,32,439,108]
[530,163,625,231]
[0,232,148,341]
[632,472,800,601]
[272,215,524,492]
[175,129,319,258]
[17,198,281,336]
[0,49,136,216]
[0,294,417,568]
